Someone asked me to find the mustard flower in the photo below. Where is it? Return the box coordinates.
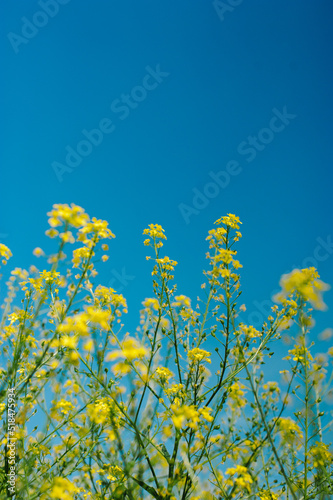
[225,464,253,493]
[47,203,89,228]
[274,417,303,449]
[214,213,242,229]
[172,295,191,308]
[143,224,167,240]
[308,441,333,468]
[0,243,12,266]
[47,477,79,500]
[258,491,278,500]
[32,247,45,257]
[155,367,174,384]
[188,347,211,364]
[274,267,330,310]
[79,217,115,239]
[106,337,148,362]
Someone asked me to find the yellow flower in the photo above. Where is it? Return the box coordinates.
[274,417,303,449]
[198,406,214,422]
[308,441,333,468]
[47,203,89,228]
[72,246,93,268]
[87,399,110,425]
[164,384,185,399]
[33,247,45,257]
[45,228,59,238]
[20,270,62,294]
[155,367,174,384]
[60,231,75,243]
[57,314,89,337]
[85,306,110,330]
[0,243,12,265]
[171,404,200,429]
[95,285,127,311]
[143,224,167,240]
[106,337,147,362]
[227,382,247,414]
[258,491,278,500]
[79,217,115,239]
[225,464,253,493]
[142,298,160,311]
[172,295,191,308]
[275,267,330,310]
[50,399,76,420]
[188,347,211,364]
[262,381,280,401]
[239,323,260,339]
[87,398,121,426]
[47,477,78,500]
[283,344,313,366]
[106,464,122,481]
[156,256,178,271]
[61,335,78,349]
[214,248,236,264]
[214,213,242,229]
[83,339,94,352]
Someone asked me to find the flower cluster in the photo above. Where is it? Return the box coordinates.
[0,243,12,265]
[143,223,167,248]
[275,267,330,310]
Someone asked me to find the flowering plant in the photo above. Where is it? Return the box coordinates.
[0,205,332,499]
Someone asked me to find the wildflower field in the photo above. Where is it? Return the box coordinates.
[0,204,332,499]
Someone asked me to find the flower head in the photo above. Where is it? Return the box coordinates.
[274,267,330,310]
[0,243,12,265]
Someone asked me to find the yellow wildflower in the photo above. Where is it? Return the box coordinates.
[171,404,200,429]
[274,417,303,449]
[172,295,191,308]
[155,367,174,384]
[0,243,12,265]
[33,247,45,257]
[47,203,89,228]
[188,347,211,364]
[225,464,253,493]
[79,217,115,239]
[214,214,242,229]
[258,491,278,500]
[143,224,167,240]
[142,298,160,311]
[274,267,330,310]
[87,399,110,425]
[106,337,147,362]
[308,441,333,468]
[48,477,78,500]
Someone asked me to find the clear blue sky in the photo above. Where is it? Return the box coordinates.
[1,1,333,381]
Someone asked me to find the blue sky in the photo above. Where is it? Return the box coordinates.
[1,1,333,382]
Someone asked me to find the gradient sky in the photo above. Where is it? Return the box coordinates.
[1,1,333,386]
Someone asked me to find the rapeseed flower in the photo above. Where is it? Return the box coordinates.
[274,267,330,310]
[47,203,89,228]
[188,347,211,364]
